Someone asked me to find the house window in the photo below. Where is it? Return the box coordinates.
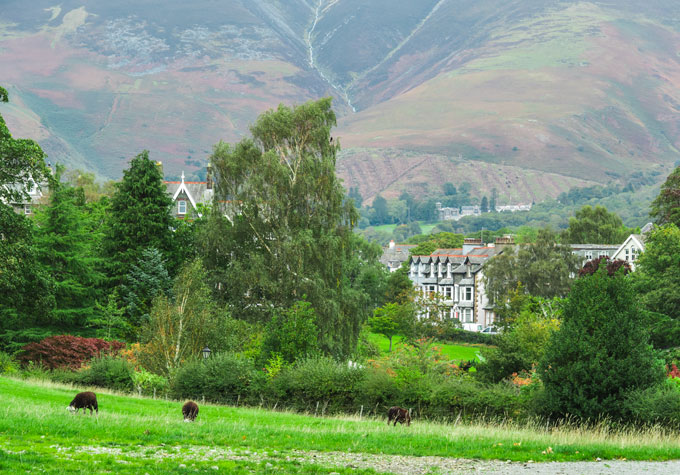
[178,200,187,214]
[625,248,630,261]
[463,308,473,323]
[598,251,608,258]
[24,205,31,215]
[464,287,472,301]
[443,287,452,298]
[631,246,637,261]
[585,251,593,260]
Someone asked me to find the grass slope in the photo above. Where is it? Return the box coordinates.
[367,333,487,361]
[3,377,680,474]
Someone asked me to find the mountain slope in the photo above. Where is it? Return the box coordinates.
[0,0,678,204]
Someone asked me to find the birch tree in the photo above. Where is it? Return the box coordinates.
[142,259,214,375]
[202,98,370,357]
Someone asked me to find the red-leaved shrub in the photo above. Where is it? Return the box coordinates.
[19,335,125,370]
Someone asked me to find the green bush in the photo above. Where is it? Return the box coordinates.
[172,352,260,404]
[76,356,134,391]
[621,384,680,427]
[0,351,18,375]
[427,377,524,420]
[275,356,365,413]
[132,368,168,396]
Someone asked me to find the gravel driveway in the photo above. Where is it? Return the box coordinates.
[65,444,680,474]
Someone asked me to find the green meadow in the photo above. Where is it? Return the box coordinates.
[367,333,487,361]
[2,377,680,474]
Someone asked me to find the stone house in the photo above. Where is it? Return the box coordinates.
[407,238,508,332]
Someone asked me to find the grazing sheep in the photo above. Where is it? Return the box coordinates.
[67,391,98,415]
[182,401,199,422]
[387,406,410,426]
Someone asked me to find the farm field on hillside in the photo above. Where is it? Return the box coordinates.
[3,377,680,474]
[367,333,489,361]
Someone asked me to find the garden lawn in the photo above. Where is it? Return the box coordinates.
[367,333,488,361]
[2,377,680,474]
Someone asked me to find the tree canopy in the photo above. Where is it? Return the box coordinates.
[560,205,631,244]
[202,97,372,357]
[0,86,49,203]
[484,228,580,304]
[101,150,175,287]
[539,267,665,421]
[650,166,680,227]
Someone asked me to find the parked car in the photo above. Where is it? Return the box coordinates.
[481,326,499,335]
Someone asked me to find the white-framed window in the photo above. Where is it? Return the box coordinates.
[443,287,452,298]
[585,251,593,260]
[631,246,637,261]
[463,308,473,323]
[598,251,608,258]
[625,248,630,261]
[24,205,31,215]
[178,200,187,214]
[464,287,472,301]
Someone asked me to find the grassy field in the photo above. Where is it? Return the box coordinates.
[367,333,488,361]
[370,222,437,236]
[2,377,680,473]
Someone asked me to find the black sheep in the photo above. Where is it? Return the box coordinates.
[67,391,98,415]
[182,401,199,421]
[387,406,410,426]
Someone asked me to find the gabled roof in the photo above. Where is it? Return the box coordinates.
[164,171,213,217]
[613,234,645,259]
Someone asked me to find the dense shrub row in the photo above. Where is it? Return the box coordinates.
[171,353,524,420]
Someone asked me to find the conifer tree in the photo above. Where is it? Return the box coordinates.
[102,150,175,287]
[33,167,105,329]
[539,264,664,420]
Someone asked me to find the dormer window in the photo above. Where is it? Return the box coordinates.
[178,200,187,215]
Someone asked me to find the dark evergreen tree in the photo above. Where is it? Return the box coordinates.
[489,187,498,213]
[0,203,55,350]
[480,196,489,213]
[33,168,105,329]
[101,150,175,287]
[119,247,172,335]
[371,194,390,225]
[539,265,665,421]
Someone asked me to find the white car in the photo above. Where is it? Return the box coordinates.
[481,326,499,335]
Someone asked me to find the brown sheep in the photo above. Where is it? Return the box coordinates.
[67,391,98,415]
[387,406,410,426]
[182,401,199,422]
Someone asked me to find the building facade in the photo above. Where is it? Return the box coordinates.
[407,238,506,332]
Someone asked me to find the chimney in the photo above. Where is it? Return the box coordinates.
[389,240,395,249]
[206,163,213,190]
[156,161,164,178]
[494,235,515,252]
[463,238,482,255]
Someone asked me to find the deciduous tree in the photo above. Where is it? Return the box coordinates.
[202,98,369,357]
[560,205,630,244]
